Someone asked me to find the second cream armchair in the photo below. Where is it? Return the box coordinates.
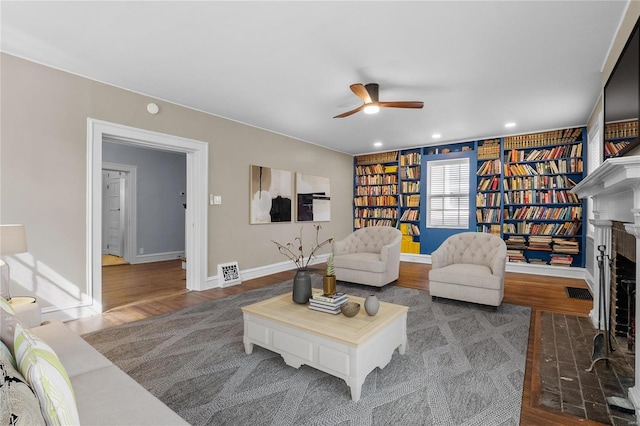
[428,232,507,307]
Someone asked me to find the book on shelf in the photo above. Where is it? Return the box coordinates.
[477,139,501,159]
[400,166,420,180]
[504,128,582,149]
[477,159,501,175]
[505,236,527,250]
[400,152,422,166]
[400,223,420,236]
[551,238,579,254]
[400,209,419,221]
[528,235,552,251]
[550,254,573,266]
[507,249,526,262]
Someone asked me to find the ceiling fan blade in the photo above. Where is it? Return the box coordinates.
[379,101,424,109]
[350,84,371,104]
[333,105,365,118]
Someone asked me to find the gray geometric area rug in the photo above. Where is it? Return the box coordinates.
[83,278,531,426]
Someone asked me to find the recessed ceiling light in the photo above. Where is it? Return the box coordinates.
[432,133,441,139]
[373,142,383,147]
[505,122,516,128]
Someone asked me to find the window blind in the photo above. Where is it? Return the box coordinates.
[427,158,470,228]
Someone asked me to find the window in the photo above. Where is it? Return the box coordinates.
[427,158,470,228]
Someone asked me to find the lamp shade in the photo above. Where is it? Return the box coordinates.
[0,224,27,255]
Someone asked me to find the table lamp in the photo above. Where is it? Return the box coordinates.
[0,224,27,301]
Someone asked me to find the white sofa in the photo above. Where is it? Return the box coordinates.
[31,319,188,425]
[2,301,187,425]
[428,232,507,307]
[333,226,402,287]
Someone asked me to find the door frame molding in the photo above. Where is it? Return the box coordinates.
[102,162,137,264]
[88,118,208,312]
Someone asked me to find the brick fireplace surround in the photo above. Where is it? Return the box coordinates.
[573,156,640,415]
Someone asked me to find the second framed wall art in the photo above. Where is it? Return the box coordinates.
[296,173,331,222]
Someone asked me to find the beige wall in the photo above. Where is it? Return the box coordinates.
[0,54,353,311]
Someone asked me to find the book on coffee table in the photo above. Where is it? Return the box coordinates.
[309,297,347,309]
[308,303,341,314]
[311,292,347,304]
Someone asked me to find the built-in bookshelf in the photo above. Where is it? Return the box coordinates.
[352,127,586,268]
[399,149,421,253]
[476,139,501,236]
[353,151,399,229]
[502,127,585,267]
[604,119,639,158]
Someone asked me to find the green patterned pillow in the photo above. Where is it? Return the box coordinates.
[14,323,80,425]
[0,340,46,426]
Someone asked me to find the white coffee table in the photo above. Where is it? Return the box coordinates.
[241,290,408,401]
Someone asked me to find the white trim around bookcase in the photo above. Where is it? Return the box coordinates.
[505,261,585,279]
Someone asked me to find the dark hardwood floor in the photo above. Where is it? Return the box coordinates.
[67,260,604,425]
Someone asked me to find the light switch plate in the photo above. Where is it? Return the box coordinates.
[213,195,222,205]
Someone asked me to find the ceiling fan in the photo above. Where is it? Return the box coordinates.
[333,83,424,118]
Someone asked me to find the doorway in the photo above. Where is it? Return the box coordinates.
[88,119,208,314]
[101,162,137,267]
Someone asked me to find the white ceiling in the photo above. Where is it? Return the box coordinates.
[0,1,630,155]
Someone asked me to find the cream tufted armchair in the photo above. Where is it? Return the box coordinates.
[332,226,402,288]
[428,232,507,307]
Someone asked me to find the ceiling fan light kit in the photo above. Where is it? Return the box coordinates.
[334,83,423,118]
[363,104,380,114]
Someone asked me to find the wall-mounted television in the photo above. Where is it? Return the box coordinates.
[603,17,639,159]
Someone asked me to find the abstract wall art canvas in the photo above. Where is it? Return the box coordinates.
[250,165,292,224]
[295,173,331,222]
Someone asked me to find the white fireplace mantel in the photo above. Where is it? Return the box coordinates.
[573,157,640,221]
[571,156,640,413]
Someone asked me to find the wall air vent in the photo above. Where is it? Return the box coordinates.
[218,261,241,287]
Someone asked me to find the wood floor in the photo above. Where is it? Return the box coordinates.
[67,260,603,425]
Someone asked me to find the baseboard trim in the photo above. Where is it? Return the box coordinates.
[42,304,101,323]
[400,253,431,263]
[202,255,331,291]
[505,262,586,279]
[132,251,185,264]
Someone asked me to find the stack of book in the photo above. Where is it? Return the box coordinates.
[550,254,573,266]
[552,239,579,254]
[507,249,526,263]
[505,236,526,250]
[309,292,348,314]
[528,236,552,251]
